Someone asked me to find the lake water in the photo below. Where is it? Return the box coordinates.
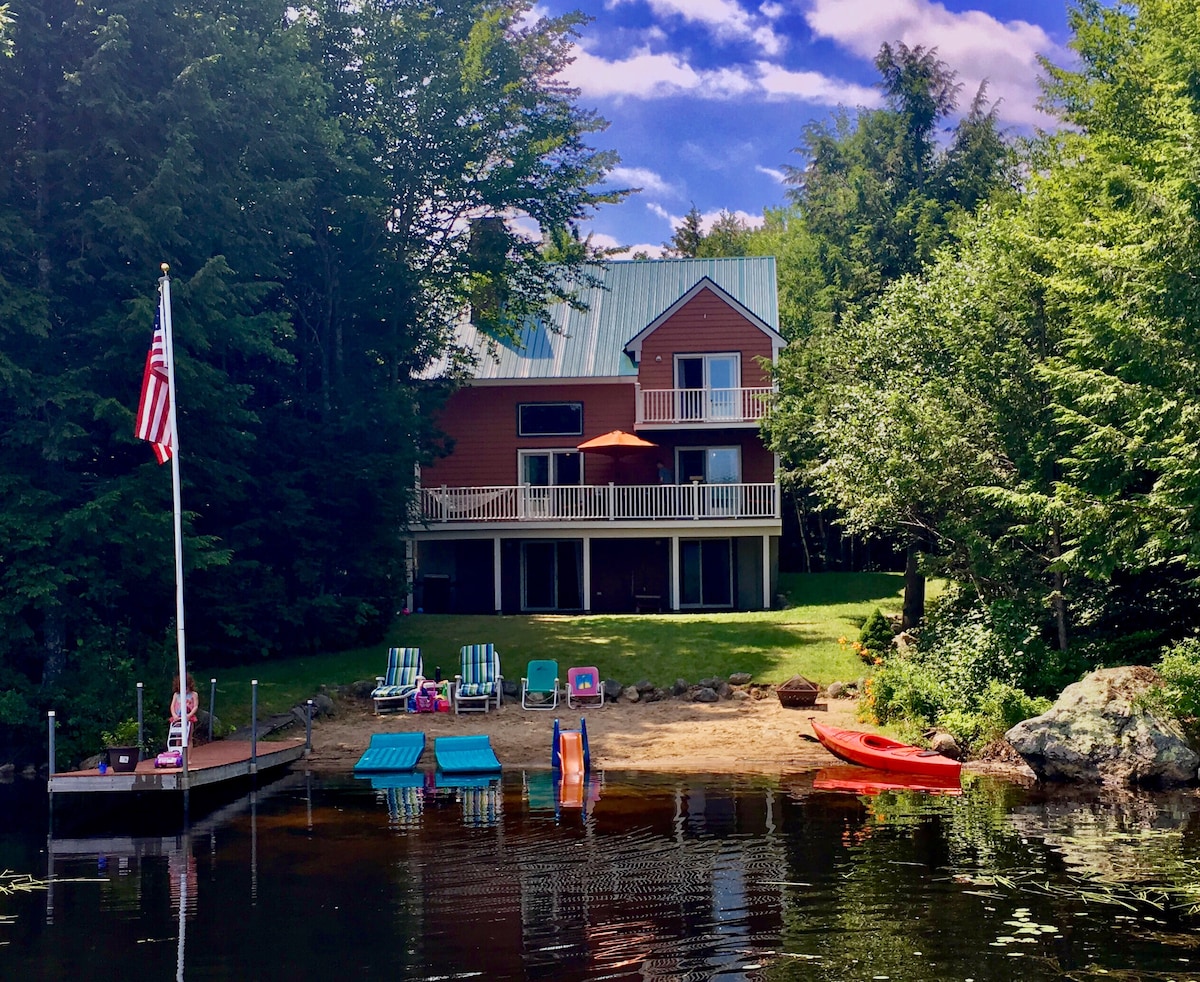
[5,769,1200,980]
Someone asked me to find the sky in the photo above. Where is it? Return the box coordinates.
[532,0,1077,257]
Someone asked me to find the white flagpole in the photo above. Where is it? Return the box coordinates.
[160,264,190,778]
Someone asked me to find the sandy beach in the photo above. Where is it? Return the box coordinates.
[307,691,920,775]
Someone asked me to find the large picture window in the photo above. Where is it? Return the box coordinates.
[518,402,582,437]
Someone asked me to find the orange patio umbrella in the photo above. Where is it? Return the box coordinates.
[576,429,659,456]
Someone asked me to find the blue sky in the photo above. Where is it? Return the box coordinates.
[534,0,1076,256]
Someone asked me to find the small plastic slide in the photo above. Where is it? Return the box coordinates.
[557,730,585,775]
[551,718,591,810]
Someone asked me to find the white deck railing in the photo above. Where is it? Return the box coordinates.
[636,385,775,425]
[419,482,779,523]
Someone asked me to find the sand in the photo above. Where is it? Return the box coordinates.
[308,692,884,775]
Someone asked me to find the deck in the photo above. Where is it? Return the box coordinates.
[47,738,307,795]
[418,481,779,525]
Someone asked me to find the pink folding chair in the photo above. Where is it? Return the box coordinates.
[566,667,604,709]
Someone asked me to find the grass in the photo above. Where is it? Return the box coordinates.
[211,572,918,728]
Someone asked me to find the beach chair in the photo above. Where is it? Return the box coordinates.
[566,666,604,709]
[371,647,422,714]
[520,659,560,710]
[453,644,502,714]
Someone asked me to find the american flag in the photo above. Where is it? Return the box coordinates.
[135,293,173,464]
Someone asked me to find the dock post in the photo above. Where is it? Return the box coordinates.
[250,679,258,774]
[47,710,55,836]
[305,700,313,751]
[209,678,216,742]
[47,710,56,777]
[136,682,144,748]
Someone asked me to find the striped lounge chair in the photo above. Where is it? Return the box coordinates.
[371,647,422,714]
[453,644,502,714]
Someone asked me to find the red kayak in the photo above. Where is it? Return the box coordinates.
[812,765,962,795]
[809,718,962,779]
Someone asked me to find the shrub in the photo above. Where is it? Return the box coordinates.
[101,718,140,748]
[1145,637,1200,743]
[858,608,894,657]
[917,590,1053,696]
[936,681,1052,749]
[861,659,952,732]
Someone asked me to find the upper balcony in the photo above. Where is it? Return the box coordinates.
[635,385,775,428]
[417,482,780,527]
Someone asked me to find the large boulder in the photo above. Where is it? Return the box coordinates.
[1005,666,1199,786]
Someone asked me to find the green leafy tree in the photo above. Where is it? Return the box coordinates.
[664,204,705,257]
[764,42,1015,615]
[0,0,621,763]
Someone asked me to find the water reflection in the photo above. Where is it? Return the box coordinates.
[8,771,1200,980]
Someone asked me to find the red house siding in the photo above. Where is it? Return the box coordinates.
[637,289,774,390]
[422,381,638,487]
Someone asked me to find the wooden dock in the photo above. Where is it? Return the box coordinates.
[47,738,306,795]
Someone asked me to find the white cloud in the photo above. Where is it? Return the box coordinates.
[608,0,787,57]
[651,203,766,233]
[607,166,680,197]
[803,0,1068,127]
[564,44,874,109]
[588,231,667,259]
[566,45,758,100]
[756,164,786,183]
[755,61,881,106]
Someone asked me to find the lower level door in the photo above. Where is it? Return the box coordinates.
[521,540,583,611]
[680,538,733,607]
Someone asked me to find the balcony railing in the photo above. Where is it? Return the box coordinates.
[418,482,779,524]
[636,385,775,425]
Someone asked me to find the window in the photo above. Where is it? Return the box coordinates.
[519,450,582,486]
[519,450,582,518]
[677,447,742,516]
[675,354,740,420]
[675,447,740,485]
[518,402,582,437]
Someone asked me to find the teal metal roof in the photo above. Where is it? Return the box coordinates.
[449,256,779,381]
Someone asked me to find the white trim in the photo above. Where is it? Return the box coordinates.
[624,277,786,364]
[466,376,638,388]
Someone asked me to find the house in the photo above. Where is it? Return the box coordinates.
[409,256,785,615]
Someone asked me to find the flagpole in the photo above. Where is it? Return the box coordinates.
[160,264,190,782]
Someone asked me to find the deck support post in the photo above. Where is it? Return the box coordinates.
[136,682,144,749]
[762,533,771,610]
[250,680,258,774]
[305,700,313,751]
[209,678,216,742]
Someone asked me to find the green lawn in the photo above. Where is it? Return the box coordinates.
[212,572,914,728]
